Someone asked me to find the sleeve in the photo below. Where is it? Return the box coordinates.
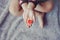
[36,0,48,4]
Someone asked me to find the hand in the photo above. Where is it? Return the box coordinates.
[9,0,23,16]
[35,12,44,28]
[22,2,35,28]
[23,9,35,28]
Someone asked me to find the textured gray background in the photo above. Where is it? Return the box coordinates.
[0,0,60,40]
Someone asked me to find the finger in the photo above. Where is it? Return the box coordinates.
[29,10,35,22]
[35,12,44,28]
[33,15,35,22]
[23,11,32,28]
[25,11,33,27]
[23,11,28,25]
[23,13,29,28]
[38,14,44,28]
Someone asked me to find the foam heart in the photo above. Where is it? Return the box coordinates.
[27,20,33,26]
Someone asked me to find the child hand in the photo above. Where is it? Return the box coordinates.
[35,11,44,28]
[23,9,35,28]
[22,2,35,28]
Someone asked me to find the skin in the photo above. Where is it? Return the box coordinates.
[21,2,35,27]
[35,0,53,28]
[9,0,35,27]
[9,0,23,16]
[35,12,44,28]
[35,0,53,12]
[9,0,53,28]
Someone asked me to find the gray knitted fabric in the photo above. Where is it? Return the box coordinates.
[0,0,60,40]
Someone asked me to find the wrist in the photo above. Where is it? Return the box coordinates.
[21,3,28,10]
[28,2,35,9]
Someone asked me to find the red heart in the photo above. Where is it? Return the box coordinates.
[27,20,33,25]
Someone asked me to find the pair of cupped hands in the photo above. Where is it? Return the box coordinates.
[21,2,44,28]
